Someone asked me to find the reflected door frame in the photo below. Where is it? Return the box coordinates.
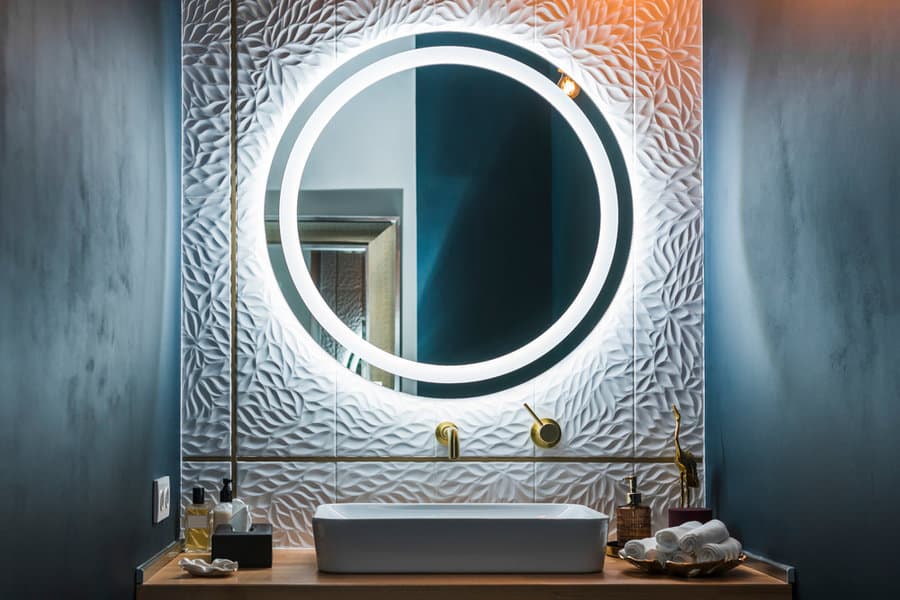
[266,216,401,390]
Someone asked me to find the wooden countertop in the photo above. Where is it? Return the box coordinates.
[138,549,790,600]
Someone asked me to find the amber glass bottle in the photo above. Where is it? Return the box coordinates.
[185,487,212,553]
[616,476,652,543]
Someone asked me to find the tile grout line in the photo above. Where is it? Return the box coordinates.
[332,362,338,501]
[630,0,638,472]
[698,0,708,507]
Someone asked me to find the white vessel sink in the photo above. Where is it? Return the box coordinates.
[313,503,609,573]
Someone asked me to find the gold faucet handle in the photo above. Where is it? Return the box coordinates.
[435,421,460,460]
[523,403,562,448]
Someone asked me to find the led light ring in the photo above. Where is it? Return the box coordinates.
[279,46,619,384]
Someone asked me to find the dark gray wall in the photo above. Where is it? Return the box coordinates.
[0,0,181,598]
[704,1,900,598]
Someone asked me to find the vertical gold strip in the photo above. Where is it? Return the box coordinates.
[229,0,239,493]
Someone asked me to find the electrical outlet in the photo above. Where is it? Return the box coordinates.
[153,476,171,524]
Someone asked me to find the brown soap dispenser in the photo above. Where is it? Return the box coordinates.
[616,475,652,543]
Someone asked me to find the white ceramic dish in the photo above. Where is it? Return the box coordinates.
[179,557,238,577]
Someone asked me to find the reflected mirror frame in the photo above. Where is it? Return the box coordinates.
[266,214,403,390]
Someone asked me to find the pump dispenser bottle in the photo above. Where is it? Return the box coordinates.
[616,475,652,543]
[213,478,235,531]
[185,487,212,553]
[213,477,253,532]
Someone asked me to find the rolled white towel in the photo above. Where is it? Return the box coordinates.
[623,537,657,560]
[655,549,694,565]
[655,520,703,551]
[678,519,730,553]
[697,537,743,563]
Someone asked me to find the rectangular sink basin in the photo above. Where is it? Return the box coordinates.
[313,503,608,573]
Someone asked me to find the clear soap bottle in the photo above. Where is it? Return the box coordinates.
[616,475,652,543]
[184,486,212,553]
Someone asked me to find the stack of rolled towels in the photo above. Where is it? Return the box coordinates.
[622,519,743,565]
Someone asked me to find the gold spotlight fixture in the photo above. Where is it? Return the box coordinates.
[557,69,580,99]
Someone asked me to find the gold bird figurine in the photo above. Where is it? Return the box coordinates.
[673,404,700,508]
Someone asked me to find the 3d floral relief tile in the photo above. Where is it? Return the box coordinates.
[181,461,231,533]
[337,461,436,502]
[636,461,705,534]
[236,0,337,194]
[238,461,337,547]
[336,376,435,457]
[182,0,232,463]
[233,1,342,464]
[234,174,339,457]
[183,0,231,196]
[632,0,703,459]
[632,195,703,460]
[634,340,703,459]
[535,0,635,139]
[432,462,534,503]
[182,195,232,457]
[631,188,703,460]
[534,462,632,538]
[532,291,634,458]
[236,319,336,456]
[336,0,433,45]
[634,0,702,142]
[430,0,533,37]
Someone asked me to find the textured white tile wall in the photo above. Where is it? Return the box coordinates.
[238,461,337,547]
[632,0,704,459]
[181,0,703,547]
[534,462,633,538]
[181,0,233,457]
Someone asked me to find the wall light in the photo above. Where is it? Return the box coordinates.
[557,69,580,99]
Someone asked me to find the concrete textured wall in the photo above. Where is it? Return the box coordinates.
[704,1,900,598]
[0,0,181,597]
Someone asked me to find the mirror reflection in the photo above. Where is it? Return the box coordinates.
[268,34,620,396]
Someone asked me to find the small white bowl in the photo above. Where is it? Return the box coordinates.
[179,557,239,577]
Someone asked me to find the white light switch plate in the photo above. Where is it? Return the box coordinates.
[153,476,171,524]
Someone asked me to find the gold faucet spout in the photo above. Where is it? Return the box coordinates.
[435,422,460,460]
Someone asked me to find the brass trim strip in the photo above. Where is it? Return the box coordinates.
[229,0,238,492]
[135,539,182,585]
[184,455,700,464]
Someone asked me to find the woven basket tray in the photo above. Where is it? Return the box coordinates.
[618,552,747,578]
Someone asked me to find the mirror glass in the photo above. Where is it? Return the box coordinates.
[267,34,628,397]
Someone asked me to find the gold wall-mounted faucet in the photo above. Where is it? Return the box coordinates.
[435,421,460,460]
[523,403,562,448]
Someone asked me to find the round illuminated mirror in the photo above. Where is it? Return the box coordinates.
[266,34,630,397]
